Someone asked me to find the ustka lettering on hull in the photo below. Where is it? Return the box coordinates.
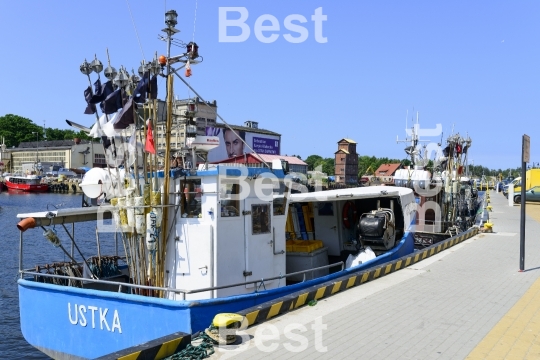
[68,303,122,333]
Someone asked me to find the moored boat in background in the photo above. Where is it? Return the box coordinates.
[5,174,48,192]
[394,117,483,248]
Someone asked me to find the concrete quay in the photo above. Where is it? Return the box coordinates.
[210,191,540,359]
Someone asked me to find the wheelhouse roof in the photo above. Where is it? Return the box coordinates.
[289,186,415,204]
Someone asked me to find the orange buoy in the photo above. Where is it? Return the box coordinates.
[342,201,358,229]
[158,55,167,66]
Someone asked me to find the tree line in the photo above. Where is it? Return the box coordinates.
[0,114,95,148]
[302,153,525,180]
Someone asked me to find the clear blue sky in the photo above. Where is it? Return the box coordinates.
[1,1,538,172]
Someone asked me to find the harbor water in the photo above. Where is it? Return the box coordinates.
[0,191,117,359]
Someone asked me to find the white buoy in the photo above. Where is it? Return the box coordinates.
[146,211,158,250]
[126,197,135,226]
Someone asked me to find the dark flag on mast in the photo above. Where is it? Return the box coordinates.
[101,135,111,149]
[133,71,158,103]
[83,86,96,114]
[133,71,149,104]
[101,88,123,115]
[90,80,114,104]
[149,75,158,100]
[113,97,137,130]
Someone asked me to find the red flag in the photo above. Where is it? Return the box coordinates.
[145,120,156,154]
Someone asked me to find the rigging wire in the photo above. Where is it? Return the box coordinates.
[192,0,198,43]
[187,0,198,99]
[125,0,146,60]
[185,0,199,99]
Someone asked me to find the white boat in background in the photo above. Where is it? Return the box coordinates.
[394,118,483,247]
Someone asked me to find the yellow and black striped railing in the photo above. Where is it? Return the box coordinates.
[96,331,191,360]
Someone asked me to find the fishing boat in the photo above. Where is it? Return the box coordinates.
[394,118,483,248]
[17,10,419,359]
[4,174,48,192]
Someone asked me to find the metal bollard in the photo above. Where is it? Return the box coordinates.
[205,313,247,345]
[508,184,514,206]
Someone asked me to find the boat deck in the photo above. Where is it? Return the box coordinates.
[210,191,540,359]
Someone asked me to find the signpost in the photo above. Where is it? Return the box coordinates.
[520,134,530,271]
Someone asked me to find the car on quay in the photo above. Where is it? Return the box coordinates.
[513,185,540,203]
[497,180,509,192]
[503,177,521,197]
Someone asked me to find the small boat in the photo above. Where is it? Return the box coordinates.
[5,174,48,192]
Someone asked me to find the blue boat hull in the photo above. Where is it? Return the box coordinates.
[19,231,414,359]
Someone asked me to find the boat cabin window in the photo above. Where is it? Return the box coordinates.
[318,202,334,216]
[252,204,271,234]
[180,179,202,218]
[273,198,285,215]
[220,181,240,217]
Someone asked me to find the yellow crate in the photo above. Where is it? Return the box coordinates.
[292,240,319,253]
[292,244,314,253]
[308,240,323,250]
[286,239,300,252]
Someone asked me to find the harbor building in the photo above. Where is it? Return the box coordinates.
[147,98,281,166]
[334,138,359,184]
[375,163,402,177]
[5,139,105,173]
[361,162,402,186]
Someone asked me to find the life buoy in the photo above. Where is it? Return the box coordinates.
[342,201,357,229]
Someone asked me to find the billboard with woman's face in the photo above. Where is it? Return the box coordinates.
[205,127,280,162]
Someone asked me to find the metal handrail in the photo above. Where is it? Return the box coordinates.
[19,261,344,299]
[185,261,344,296]
[19,271,184,294]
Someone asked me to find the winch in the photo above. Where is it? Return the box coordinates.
[357,208,396,250]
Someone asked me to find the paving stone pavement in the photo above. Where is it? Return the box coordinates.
[209,191,540,359]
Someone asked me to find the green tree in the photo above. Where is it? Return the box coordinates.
[45,127,66,141]
[0,114,98,147]
[305,155,323,171]
[0,114,43,148]
[321,158,334,175]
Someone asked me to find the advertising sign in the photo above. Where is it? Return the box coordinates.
[252,137,279,155]
[206,127,280,162]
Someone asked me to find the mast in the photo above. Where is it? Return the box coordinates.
[158,10,179,288]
